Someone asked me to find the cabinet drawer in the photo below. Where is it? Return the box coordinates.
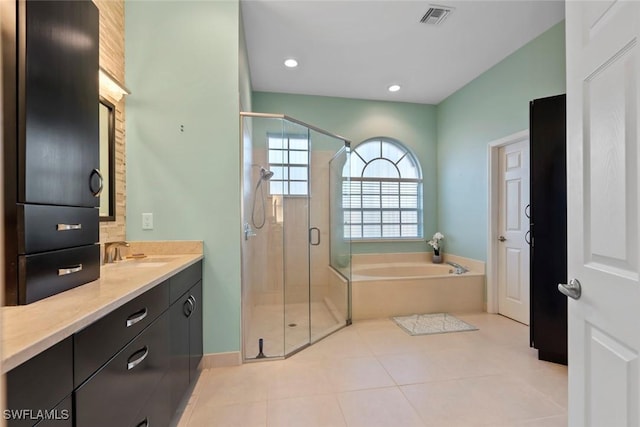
[6,338,72,427]
[169,261,202,303]
[133,373,171,427]
[18,204,98,254]
[74,280,169,387]
[18,245,100,305]
[75,314,169,427]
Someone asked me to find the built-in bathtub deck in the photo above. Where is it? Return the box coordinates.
[350,253,485,320]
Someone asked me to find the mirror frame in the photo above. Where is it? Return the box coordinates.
[99,96,116,222]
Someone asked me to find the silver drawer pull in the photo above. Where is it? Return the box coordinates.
[127,346,149,370]
[58,264,83,276]
[56,223,82,231]
[126,308,148,328]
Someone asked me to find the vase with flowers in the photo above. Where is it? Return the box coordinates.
[427,232,444,263]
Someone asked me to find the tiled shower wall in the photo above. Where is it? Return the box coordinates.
[94,0,126,243]
[249,150,335,306]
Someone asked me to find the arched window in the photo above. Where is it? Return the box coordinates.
[343,138,423,239]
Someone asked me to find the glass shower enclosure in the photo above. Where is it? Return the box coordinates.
[241,112,351,360]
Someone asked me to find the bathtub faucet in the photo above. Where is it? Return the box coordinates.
[446,261,469,274]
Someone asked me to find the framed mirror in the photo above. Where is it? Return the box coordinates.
[99,97,116,221]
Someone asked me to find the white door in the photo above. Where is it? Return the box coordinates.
[497,139,530,325]
[565,1,640,426]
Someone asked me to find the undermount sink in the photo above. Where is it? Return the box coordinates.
[131,261,168,268]
[104,256,178,268]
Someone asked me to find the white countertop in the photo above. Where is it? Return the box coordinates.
[2,251,203,374]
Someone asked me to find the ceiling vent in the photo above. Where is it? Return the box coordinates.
[420,5,454,25]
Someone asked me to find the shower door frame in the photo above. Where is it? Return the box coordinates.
[328,144,352,325]
[240,112,352,362]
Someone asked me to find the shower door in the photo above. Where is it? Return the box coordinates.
[241,113,350,361]
[308,135,351,344]
[280,120,312,356]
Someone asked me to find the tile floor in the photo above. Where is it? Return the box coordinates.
[245,302,345,358]
[177,313,567,427]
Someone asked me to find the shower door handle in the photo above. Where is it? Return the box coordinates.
[309,227,321,246]
[244,223,256,240]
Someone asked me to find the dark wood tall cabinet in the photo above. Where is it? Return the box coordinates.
[529,94,568,365]
[2,0,101,305]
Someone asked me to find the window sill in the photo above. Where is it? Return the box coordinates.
[268,194,309,199]
[349,238,425,243]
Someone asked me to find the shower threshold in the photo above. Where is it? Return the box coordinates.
[243,300,348,361]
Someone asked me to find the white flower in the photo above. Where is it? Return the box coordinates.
[427,232,444,251]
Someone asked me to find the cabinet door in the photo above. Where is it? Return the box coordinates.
[6,338,73,427]
[33,396,72,427]
[169,292,191,413]
[529,94,568,364]
[19,0,100,207]
[189,281,203,382]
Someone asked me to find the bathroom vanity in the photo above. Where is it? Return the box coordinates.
[3,252,203,427]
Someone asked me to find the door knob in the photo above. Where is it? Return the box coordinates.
[498,236,506,242]
[558,278,582,300]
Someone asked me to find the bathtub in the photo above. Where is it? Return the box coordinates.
[351,259,485,320]
[353,263,454,280]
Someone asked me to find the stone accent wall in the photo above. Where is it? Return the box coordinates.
[94,0,126,242]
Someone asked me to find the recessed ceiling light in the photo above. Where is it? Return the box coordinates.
[388,84,401,92]
[284,58,298,68]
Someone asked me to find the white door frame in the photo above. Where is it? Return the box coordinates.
[486,129,529,314]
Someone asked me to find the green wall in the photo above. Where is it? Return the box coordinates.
[252,92,438,254]
[436,21,566,261]
[252,22,565,259]
[239,12,252,112]
[125,0,242,354]
[124,11,565,355]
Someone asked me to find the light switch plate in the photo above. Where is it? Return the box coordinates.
[142,212,153,230]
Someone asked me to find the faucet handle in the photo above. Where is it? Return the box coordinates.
[104,241,130,264]
[115,246,126,261]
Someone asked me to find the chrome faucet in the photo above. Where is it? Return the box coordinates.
[103,241,130,264]
[446,261,469,274]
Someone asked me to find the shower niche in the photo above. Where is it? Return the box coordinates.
[241,113,352,360]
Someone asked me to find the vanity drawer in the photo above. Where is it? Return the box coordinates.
[132,372,171,427]
[18,245,100,305]
[18,204,99,254]
[74,280,169,387]
[75,314,169,427]
[33,396,72,427]
[169,260,202,303]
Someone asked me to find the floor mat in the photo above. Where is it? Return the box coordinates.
[392,313,478,336]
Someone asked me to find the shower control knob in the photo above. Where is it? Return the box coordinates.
[498,236,506,242]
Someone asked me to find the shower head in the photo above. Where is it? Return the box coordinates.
[260,167,274,181]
